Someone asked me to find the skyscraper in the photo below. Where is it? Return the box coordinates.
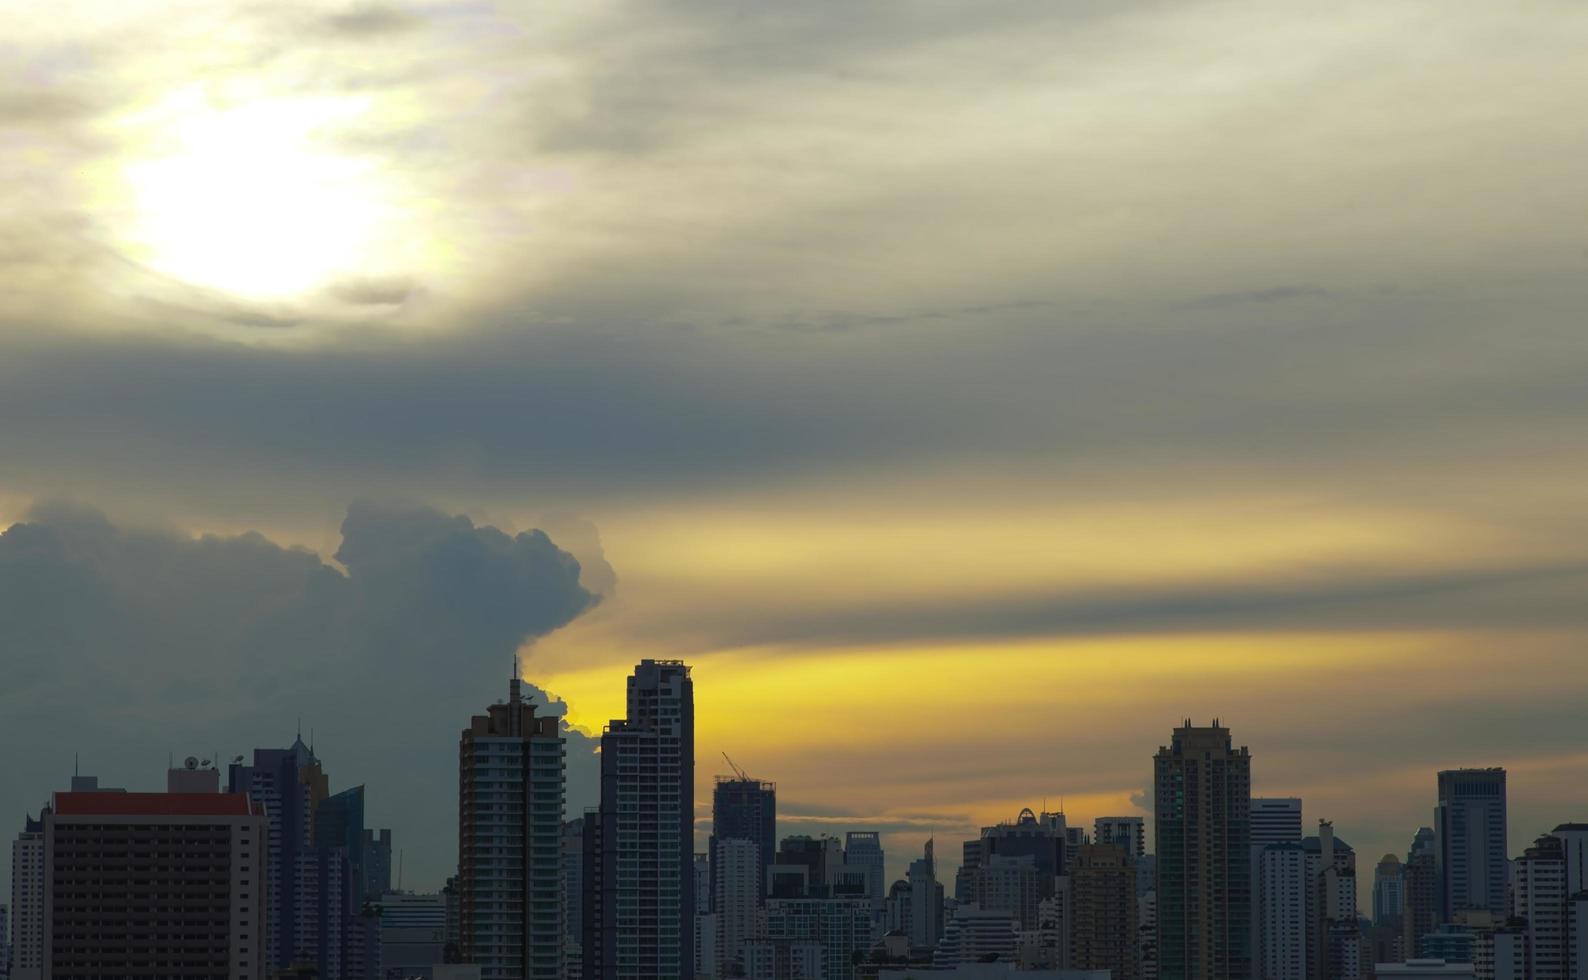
[709,773,775,910]
[457,669,566,980]
[844,831,885,903]
[1435,769,1508,920]
[1374,854,1405,927]
[1154,720,1252,980]
[1071,842,1140,980]
[596,659,695,980]
[906,839,944,952]
[10,814,44,980]
[1249,797,1302,973]
[712,837,760,975]
[228,736,376,979]
[1514,834,1567,980]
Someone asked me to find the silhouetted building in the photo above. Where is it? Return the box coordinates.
[845,832,886,903]
[1403,835,1440,966]
[595,659,695,980]
[1070,842,1139,980]
[1249,797,1302,972]
[229,737,374,979]
[710,775,776,910]
[1153,720,1251,980]
[457,669,565,980]
[43,784,266,979]
[1435,769,1507,921]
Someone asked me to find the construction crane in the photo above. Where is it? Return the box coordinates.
[721,752,751,781]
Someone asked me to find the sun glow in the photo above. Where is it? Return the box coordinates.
[112,90,403,301]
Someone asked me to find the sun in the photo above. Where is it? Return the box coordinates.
[113,89,399,302]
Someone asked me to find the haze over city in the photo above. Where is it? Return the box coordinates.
[4,0,1588,952]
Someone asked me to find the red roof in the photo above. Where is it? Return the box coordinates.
[53,792,255,817]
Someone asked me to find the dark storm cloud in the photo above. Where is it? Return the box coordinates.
[1,286,1584,515]
[0,500,598,889]
[673,559,1588,652]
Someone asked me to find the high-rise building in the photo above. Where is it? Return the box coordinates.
[228,737,379,980]
[957,854,1043,931]
[1514,834,1567,980]
[1249,797,1303,973]
[564,818,589,980]
[1404,839,1440,965]
[1375,854,1406,927]
[361,828,392,901]
[457,669,566,980]
[1543,824,1588,980]
[710,775,775,910]
[1096,817,1147,859]
[10,814,44,979]
[1305,822,1359,980]
[377,892,447,978]
[747,895,875,980]
[43,776,266,979]
[932,904,1021,967]
[1257,843,1308,980]
[595,659,695,980]
[1153,720,1252,980]
[906,839,944,952]
[714,838,761,976]
[1071,842,1139,980]
[845,831,885,903]
[1435,769,1508,921]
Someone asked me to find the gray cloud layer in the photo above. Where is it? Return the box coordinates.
[0,501,599,893]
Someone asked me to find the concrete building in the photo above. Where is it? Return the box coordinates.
[42,776,266,979]
[10,815,44,980]
[1375,854,1406,927]
[1070,842,1137,980]
[958,854,1043,931]
[457,670,566,980]
[1257,843,1308,980]
[1095,817,1147,859]
[594,660,695,980]
[1435,770,1508,921]
[1250,800,1303,849]
[1154,720,1252,980]
[714,838,761,976]
[564,818,589,980]
[907,839,945,952]
[1513,834,1567,980]
[754,896,876,980]
[377,891,447,978]
[933,904,1021,968]
[1249,797,1303,974]
[711,775,776,910]
[1404,832,1440,965]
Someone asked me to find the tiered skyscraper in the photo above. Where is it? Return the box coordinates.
[1154,720,1252,980]
[457,668,566,980]
[592,660,695,980]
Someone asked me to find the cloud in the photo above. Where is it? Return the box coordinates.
[1178,285,1332,311]
[0,500,597,890]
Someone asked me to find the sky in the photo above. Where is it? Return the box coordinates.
[3,0,1588,901]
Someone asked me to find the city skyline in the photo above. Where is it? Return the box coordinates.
[5,3,1588,973]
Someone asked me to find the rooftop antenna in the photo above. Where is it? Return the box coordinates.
[510,653,523,704]
[398,849,404,891]
[75,753,79,778]
[297,717,302,741]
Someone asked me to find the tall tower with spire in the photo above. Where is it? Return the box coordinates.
[458,661,567,980]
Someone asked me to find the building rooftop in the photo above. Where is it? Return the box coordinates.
[53,791,256,817]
